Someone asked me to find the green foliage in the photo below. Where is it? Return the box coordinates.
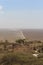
[4,40,9,51]
[38,53,43,58]
[0,40,43,65]
[16,39,25,44]
[0,52,43,65]
[5,40,8,43]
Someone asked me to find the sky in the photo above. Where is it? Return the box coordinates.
[0,0,43,29]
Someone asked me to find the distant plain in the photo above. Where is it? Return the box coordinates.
[0,29,43,42]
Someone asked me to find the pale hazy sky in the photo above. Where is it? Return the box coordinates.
[0,0,43,29]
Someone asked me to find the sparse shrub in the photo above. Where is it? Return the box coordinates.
[29,41,33,44]
[37,41,41,43]
[38,53,43,58]
[16,39,25,45]
[4,40,9,51]
[33,47,36,50]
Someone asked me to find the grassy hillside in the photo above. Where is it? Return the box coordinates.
[0,39,43,65]
[0,52,43,65]
[0,29,43,65]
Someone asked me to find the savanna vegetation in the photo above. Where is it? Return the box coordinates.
[0,39,43,65]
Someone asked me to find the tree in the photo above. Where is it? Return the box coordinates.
[4,40,8,51]
[16,39,25,45]
[12,43,15,52]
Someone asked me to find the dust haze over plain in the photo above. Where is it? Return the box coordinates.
[0,0,43,42]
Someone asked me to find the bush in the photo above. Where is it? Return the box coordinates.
[0,52,42,65]
[16,39,25,44]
